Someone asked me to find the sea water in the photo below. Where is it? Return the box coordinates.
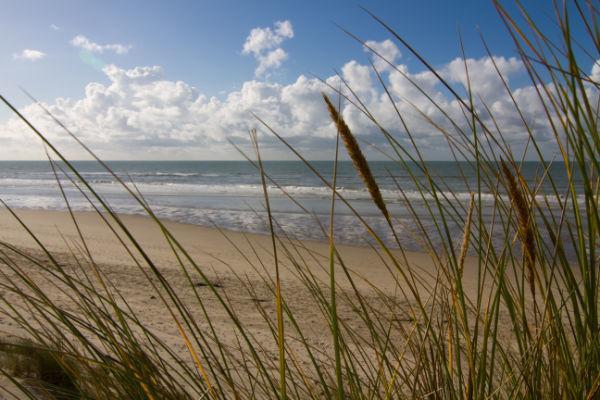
[0,160,584,254]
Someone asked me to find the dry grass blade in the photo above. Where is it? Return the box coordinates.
[322,94,391,223]
[459,193,475,278]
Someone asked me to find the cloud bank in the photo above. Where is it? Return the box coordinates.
[1,39,594,160]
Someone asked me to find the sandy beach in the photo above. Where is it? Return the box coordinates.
[0,208,461,295]
[0,208,479,389]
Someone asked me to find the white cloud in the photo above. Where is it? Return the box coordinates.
[590,59,600,83]
[442,56,522,101]
[13,49,46,61]
[71,35,132,55]
[274,20,294,39]
[50,24,60,31]
[341,61,375,96]
[243,20,294,77]
[13,49,47,61]
[0,50,579,160]
[364,39,401,71]
[255,48,289,76]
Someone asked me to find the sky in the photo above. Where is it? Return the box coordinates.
[0,0,596,160]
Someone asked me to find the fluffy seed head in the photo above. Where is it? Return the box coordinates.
[322,94,390,222]
[501,160,536,300]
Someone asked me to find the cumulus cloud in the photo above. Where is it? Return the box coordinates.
[243,20,294,77]
[254,48,288,76]
[13,49,46,61]
[71,35,132,55]
[442,56,522,101]
[50,24,60,31]
[364,39,401,71]
[0,49,581,160]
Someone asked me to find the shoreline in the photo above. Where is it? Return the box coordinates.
[0,208,458,294]
[0,205,385,251]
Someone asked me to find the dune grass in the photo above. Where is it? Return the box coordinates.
[0,0,598,399]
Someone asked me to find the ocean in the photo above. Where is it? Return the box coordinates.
[0,160,582,253]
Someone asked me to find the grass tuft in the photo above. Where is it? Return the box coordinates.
[0,1,597,399]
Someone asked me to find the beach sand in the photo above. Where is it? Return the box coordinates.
[0,208,466,293]
[0,208,480,396]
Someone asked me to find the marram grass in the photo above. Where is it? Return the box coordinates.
[0,1,598,399]
[322,93,391,225]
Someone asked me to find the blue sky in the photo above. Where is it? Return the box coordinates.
[0,1,595,160]
[1,1,543,101]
